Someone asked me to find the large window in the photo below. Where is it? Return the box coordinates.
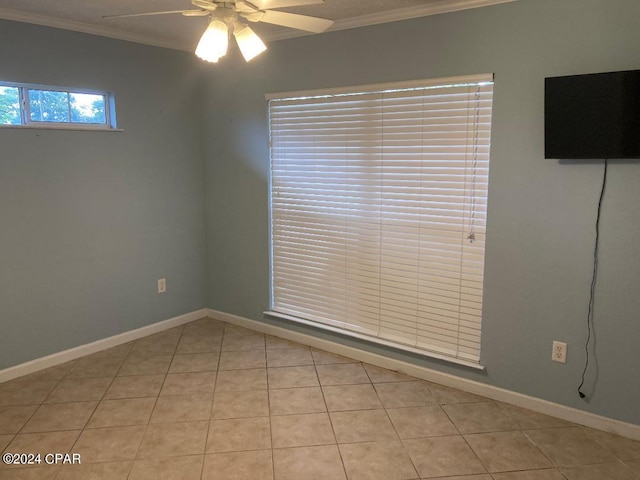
[0,83,116,129]
[267,74,494,366]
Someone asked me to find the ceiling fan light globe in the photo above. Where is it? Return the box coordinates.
[195,19,229,62]
[234,25,267,62]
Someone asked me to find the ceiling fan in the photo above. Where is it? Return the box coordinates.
[103,0,334,63]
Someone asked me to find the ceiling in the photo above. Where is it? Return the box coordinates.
[0,0,514,52]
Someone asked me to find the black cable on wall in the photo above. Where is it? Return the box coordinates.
[578,158,608,399]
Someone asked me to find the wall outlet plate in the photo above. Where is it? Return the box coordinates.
[552,341,567,363]
[157,278,167,294]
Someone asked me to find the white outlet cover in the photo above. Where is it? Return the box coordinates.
[552,341,567,363]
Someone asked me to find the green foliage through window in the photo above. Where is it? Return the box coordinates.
[0,86,21,125]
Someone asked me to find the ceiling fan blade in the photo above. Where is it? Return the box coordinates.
[235,1,259,13]
[191,0,218,11]
[103,9,205,19]
[258,10,333,33]
[181,10,210,16]
[248,0,324,9]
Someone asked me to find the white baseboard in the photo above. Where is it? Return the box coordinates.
[0,308,208,383]
[207,308,640,441]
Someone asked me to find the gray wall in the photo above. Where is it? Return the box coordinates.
[203,0,640,424]
[0,21,207,368]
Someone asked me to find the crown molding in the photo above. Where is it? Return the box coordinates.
[0,7,190,52]
[263,0,517,41]
[0,0,517,51]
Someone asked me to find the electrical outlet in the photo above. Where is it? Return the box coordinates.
[157,278,167,294]
[552,341,567,363]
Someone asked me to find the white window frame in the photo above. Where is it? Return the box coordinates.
[266,74,494,369]
[0,81,117,130]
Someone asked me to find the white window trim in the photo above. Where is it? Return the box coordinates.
[0,81,118,130]
[266,73,494,368]
[265,73,493,100]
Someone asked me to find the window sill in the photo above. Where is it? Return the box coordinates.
[263,310,486,371]
[0,124,123,132]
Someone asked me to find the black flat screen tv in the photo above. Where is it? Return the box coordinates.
[545,69,640,159]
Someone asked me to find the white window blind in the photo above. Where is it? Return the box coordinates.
[268,74,493,365]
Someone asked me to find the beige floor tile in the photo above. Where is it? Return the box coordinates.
[160,372,216,396]
[55,461,132,480]
[273,445,345,480]
[207,417,271,453]
[222,334,266,352]
[386,405,458,438]
[71,425,145,463]
[176,335,222,354]
[129,456,203,480]
[184,317,225,334]
[269,387,327,415]
[118,355,172,376]
[182,330,224,344]
[44,378,112,404]
[583,428,640,461]
[137,421,208,458]
[266,348,313,368]
[66,356,124,379]
[403,436,486,478]
[425,382,490,405]
[223,324,256,336]
[103,375,165,400]
[0,405,38,434]
[211,390,269,419]
[311,349,357,365]
[374,381,435,408]
[331,409,398,443]
[150,393,213,423]
[443,402,517,434]
[271,413,335,448]
[430,476,492,480]
[363,364,414,383]
[131,332,180,356]
[266,336,305,350]
[340,440,418,480]
[491,470,566,480]
[560,462,637,480]
[0,433,14,452]
[215,369,267,392]
[183,320,225,336]
[9,362,75,384]
[91,343,135,358]
[21,402,97,433]
[203,450,273,480]
[623,459,640,476]
[0,467,59,479]
[0,434,15,454]
[6,430,81,458]
[497,403,572,430]
[0,381,59,407]
[86,397,156,428]
[0,433,15,450]
[168,353,218,373]
[465,431,553,472]
[268,366,319,389]
[322,384,382,411]
[525,427,617,466]
[182,322,222,335]
[219,350,266,370]
[316,363,370,386]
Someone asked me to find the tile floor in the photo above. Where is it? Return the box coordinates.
[0,317,639,480]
